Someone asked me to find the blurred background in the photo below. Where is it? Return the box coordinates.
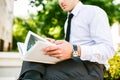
[0,0,120,80]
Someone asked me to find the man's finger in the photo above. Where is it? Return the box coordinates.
[55,40,66,45]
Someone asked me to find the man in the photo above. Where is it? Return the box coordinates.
[18,0,115,80]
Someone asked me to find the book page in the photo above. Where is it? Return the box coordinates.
[17,42,26,57]
[24,41,61,64]
[24,31,50,51]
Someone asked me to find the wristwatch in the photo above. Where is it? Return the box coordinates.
[72,45,79,57]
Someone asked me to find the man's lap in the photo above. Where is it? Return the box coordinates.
[18,58,104,80]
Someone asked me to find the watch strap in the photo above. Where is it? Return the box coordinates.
[73,45,77,51]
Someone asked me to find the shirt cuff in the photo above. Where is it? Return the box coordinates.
[80,45,92,61]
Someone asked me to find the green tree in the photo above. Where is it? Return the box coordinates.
[12,15,39,50]
[30,0,66,39]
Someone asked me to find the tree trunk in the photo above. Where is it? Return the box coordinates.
[0,0,14,51]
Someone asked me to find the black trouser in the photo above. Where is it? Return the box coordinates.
[18,58,104,80]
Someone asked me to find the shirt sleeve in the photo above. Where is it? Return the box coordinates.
[80,7,115,66]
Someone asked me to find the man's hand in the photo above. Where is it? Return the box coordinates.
[43,40,73,60]
[45,38,56,43]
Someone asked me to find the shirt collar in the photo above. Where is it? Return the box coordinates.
[69,1,83,17]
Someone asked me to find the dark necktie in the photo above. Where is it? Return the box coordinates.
[65,13,74,42]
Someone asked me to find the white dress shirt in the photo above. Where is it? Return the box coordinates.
[64,1,115,69]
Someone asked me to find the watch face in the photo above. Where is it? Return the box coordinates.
[73,51,78,57]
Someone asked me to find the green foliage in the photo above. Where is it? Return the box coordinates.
[104,51,120,80]
[35,0,66,39]
[26,0,67,39]
[12,15,40,50]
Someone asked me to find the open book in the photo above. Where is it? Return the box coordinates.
[17,31,61,64]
